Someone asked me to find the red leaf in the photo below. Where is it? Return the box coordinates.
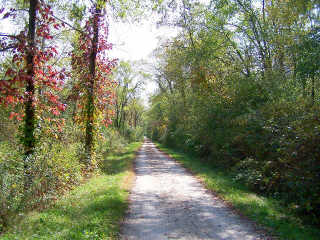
[52,109,60,116]
[6,95,14,103]
[57,103,66,111]
[51,47,58,54]
[5,68,14,76]
[9,112,15,120]
[59,73,65,80]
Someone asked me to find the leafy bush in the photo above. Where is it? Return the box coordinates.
[0,140,82,232]
[123,126,144,142]
[96,127,127,155]
[0,142,24,232]
[230,102,320,224]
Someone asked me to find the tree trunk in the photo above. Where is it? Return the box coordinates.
[311,76,315,105]
[24,0,37,191]
[85,4,101,165]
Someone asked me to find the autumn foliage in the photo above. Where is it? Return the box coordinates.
[71,8,117,128]
[0,3,66,121]
[0,0,119,231]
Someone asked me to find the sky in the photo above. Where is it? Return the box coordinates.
[108,20,178,106]
[109,21,160,61]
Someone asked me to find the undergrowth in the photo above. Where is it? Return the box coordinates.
[0,142,141,240]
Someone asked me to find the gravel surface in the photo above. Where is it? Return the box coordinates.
[121,140,267,240]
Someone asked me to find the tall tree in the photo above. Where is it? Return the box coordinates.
[85,2,101,163]
[70,0,116,165]
[24,0,37,157]
[0,1,66,189]
[113,61,144,133]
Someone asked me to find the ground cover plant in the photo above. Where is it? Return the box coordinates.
[0,142,141,240]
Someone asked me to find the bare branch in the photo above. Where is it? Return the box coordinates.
[51,14,85,35]
[0,33,18,39]
[0,44,17,52]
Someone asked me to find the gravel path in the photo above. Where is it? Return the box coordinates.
[121,140,267,240]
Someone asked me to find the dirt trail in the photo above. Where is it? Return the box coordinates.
[121,140,267,240]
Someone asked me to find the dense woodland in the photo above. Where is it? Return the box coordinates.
[146,0,320,227]
[0,0,319,236]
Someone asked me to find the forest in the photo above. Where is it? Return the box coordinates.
[146,0,320,228]
[0,0,319,239]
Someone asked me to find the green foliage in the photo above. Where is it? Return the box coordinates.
[0,142,23,232]
[96,127,127,156]
[0,117,142,234]
[123,125,144,142]
[0,142,141,239]
[146,0,320,228]
[0,108,18,143]
[227,102,320,222]
[112,61,146,141]
[0,139,82,232]
[296,28,320,78]
[95,125,143,166]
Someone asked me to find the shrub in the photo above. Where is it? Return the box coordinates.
[0,142,24,232]
[0,140,82,232]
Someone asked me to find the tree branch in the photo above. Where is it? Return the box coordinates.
[0,33,19,39]
[0,44,17,52]
[51,15,85,35]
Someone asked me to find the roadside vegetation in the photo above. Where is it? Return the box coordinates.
[157,143,320,240]
[0,142,141,240]
[0,0,146,234]
[146,0,320,234]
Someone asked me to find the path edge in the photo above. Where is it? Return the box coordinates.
[154,142,276,240]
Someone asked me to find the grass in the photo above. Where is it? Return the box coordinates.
[0,142,141,240]
[156,143,320,240]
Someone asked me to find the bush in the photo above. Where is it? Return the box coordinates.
[123,126,144,142]
[96,127,127,155]
[0,142,24,232]
[0,140,82,232]
[230,102,320,224]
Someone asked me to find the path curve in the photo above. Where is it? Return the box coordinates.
[121,140,268,240]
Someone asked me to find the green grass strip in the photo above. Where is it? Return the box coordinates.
[156,143,320,240]
[0,142,141,240]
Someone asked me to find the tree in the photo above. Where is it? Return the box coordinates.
[296,27,320,104]
[113,61,144,134]
[0,0,66,189]
[70,0,117,165]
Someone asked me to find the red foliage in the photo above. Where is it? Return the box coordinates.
[71,5,117,126]
[0,2,66,122]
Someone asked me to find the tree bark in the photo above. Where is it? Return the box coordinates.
[311,76,315,105]
[24,0,38,191]
[85,4,101,165]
